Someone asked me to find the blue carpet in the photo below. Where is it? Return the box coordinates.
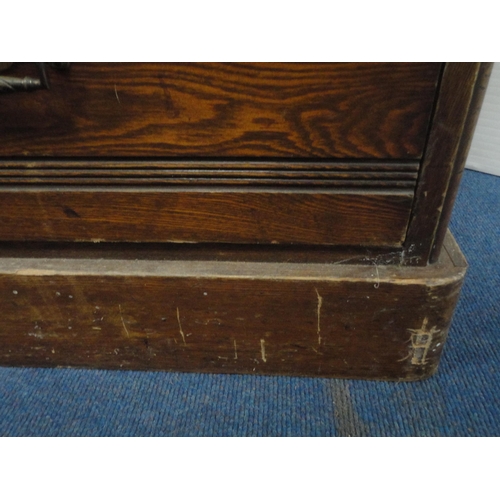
[0,169,498,436]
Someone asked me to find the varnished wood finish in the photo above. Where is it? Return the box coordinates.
[0,189,413,246]
[0,231,466,380]
[404,63,488,264]
[0,63,441,159]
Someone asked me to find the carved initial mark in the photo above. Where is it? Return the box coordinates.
[407,317,441,365]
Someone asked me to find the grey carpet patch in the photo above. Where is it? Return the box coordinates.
[329,379,370,437]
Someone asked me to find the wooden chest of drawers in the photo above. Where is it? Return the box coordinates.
[0,62,491,379]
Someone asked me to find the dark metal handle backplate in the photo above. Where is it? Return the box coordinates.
[0,63,70,93]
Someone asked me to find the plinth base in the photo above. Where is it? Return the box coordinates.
[0,232,466,380]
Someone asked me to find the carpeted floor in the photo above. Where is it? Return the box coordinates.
[0,169,498,436]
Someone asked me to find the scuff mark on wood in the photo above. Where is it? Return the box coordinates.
[260,339,267,362]
[28,332,45,339]
[15,269,58,276]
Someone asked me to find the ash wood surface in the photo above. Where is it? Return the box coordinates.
[0,232,466,380]
[0,63,441,159]
[0,189,413,246]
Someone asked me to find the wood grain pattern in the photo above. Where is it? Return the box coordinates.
[0,63,441,159]
[0,231,466,380]
[0,189,413,246]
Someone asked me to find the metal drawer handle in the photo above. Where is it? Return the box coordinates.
[0,63,70,93]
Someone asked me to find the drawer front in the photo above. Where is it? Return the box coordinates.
[0,63,441,159]
[0,160,416,246]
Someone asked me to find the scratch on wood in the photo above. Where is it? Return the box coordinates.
[260,339,267,362]
[233,340,238,360]
[371,260,380,289]
[118,304,130,337]
[315,288,323,345]
[176,307,187,345]
[114,84,121,104]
